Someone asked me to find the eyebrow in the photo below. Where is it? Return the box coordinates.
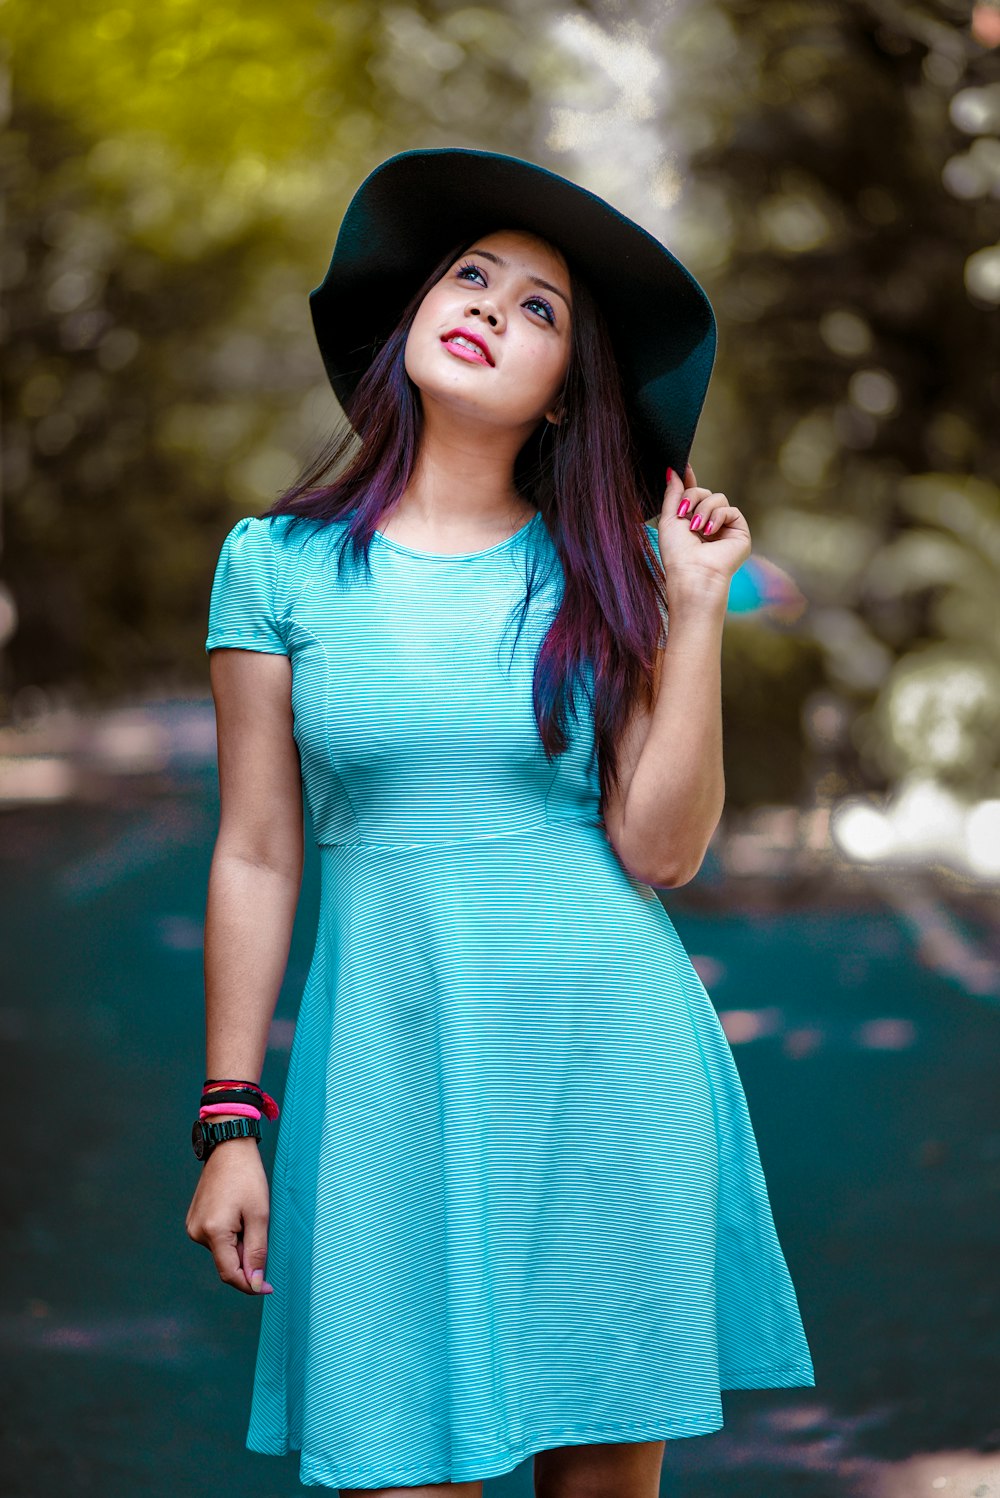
[461,248,572,312]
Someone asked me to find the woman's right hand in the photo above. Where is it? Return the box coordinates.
[185,1137,274,1295]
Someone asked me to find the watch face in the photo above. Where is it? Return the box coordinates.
[192,1119,209,1160]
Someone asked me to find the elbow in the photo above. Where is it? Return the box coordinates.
[629,820,723,891]
[212,837,304,886]
[614,789,725,891]
[645,857,701,890]
[617,845,695,890]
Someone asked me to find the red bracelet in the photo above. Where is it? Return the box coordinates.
[200,1102,262,1121]
[201,1079,280,1121]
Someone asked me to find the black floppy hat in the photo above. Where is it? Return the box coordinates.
[308,147,717,517]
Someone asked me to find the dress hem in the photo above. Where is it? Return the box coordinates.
[245,1367,815,1489]
[249,1417,723,1488]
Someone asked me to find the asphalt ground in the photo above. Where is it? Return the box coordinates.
[2,756,999,1498]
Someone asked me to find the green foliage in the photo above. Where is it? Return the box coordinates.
[661,0,1000,801]
[1,0,573,701]
[5,0,1000,810]
[720,620,828,807]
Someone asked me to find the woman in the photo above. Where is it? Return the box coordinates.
[186,148,815,1496]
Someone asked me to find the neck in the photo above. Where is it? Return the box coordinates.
[394,398,540,529]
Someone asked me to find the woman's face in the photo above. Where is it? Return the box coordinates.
[404,228,572,433]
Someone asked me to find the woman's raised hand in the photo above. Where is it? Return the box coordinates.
[656,462,752,588]
[185,1140,274,1296]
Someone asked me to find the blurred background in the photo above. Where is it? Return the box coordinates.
[2,2,1000,1496]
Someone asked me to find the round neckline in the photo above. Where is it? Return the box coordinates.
[372,509,542,560]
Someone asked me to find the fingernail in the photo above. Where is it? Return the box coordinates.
[677,499,690,518]
[703,520,714,535]
[251,1269,263,1292]
[666,466,674,482]
[690,514,703,531]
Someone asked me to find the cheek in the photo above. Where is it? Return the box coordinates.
[514,339,568,396]
[409,298,436,341]
[404,302,442,371]
[407,287,460,357]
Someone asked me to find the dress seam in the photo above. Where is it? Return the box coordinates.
[290,619,361,832]
[312,815,601,852]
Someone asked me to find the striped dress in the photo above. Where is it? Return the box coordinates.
[205,509,815,1491]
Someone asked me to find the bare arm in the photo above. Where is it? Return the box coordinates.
[605,576,728,888]
[204,648,304,1083]
[186,647,303,1297]
[603,463,750,889]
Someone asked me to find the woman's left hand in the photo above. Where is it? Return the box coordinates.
[656,463,752,586]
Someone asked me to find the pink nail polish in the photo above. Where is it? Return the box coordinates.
[690,514,703,531]
[677,499,690,518]
[666,466,674,482]
[703,520,714,535]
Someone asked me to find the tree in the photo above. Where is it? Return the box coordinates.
[653,0,1000,804]
[0,0,576,699]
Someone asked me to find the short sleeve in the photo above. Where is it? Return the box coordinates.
[205,516,289,655]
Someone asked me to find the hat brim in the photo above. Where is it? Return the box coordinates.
[308,148,717,518]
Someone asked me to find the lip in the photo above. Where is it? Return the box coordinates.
[440,327,494,366]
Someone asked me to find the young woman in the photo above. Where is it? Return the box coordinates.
[185,148,815,1497]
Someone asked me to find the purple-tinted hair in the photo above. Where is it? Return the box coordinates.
[264,235,668,810]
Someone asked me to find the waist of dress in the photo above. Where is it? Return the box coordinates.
[312,811,605,854]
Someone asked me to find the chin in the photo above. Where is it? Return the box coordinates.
[423,392,513,427]
[425,378,536,426]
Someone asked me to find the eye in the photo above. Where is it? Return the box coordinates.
[525,295,556,325]
[455,260,486,285]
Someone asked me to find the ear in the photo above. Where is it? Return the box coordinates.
[544,405,565,426]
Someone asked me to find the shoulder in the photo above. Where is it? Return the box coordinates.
[213,512,332,572]
[215,513,280,560]
[218,512,309,550]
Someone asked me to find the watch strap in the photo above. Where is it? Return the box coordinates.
[192,1114,262,1161]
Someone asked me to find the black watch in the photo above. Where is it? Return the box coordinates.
[192,1115,262,1162]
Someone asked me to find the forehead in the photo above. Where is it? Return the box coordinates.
[465,227,568,274]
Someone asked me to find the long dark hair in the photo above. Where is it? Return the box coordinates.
[264,235,668,811]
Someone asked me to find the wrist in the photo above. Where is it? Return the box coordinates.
[664,566,730,616]
[192,1113,262,1163]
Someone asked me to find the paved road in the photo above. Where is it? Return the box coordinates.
[2,759,999,1498]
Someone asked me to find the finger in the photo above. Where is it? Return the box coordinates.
[210,1220,254,1295]
[664,467,710,518]
[684,461,697,489]
[699,504,742,536]
[242,1213,273,1295]
[676,486,715,521]
[663,465,685,507]
[684,492,729,532]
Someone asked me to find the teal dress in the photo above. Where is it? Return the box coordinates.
[205,509,815,1491]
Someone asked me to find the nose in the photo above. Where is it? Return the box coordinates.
[464,290,505,331]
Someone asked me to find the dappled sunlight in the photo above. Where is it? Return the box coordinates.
[717,1007,784,1044]
[5,2,1000,1488]
[832,778,1000,882]
[871,1448,1000,1496]
[715,1008,920,1054]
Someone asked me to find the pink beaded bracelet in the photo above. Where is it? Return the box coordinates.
[199,1102,262,1121]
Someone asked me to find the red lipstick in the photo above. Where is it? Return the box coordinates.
[440,327,494,366]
